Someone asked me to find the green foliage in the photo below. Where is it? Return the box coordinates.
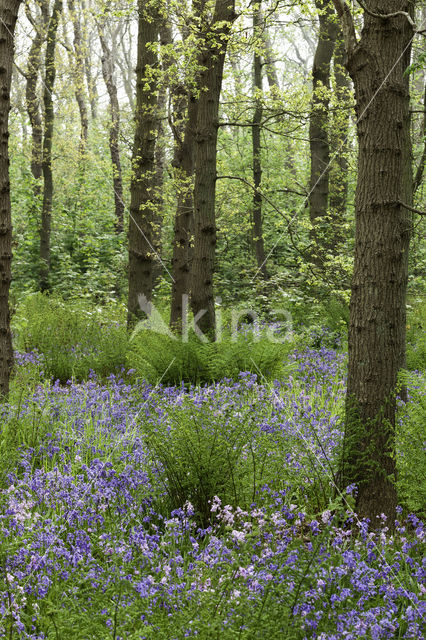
[397,370,426,516]
[9,122,129,304]
[0,401,52,488]
[13,294,128,383]
[320,297,349,335]
[142,397,259,527]
[128,330,209,384]
[406,299,426,370]
[128,326,296,385]
[265,287,348,349]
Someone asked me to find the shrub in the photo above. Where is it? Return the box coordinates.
[141,382,265,527]
[406,300,426,370]
[397,370,426,516]
[13,294,128,382]
[0,399,52,487]
[127,326,296,386]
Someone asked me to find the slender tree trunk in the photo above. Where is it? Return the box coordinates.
[40,0,62,292]
[329,31,351,247]
[98,22,124,233]
[252,5,268,282]
[84,47,97,120]
[0,0,21,395]
[25,4,48,193]
[12,65,27,141]
[309,0,338,263]
[334,0,414,523]
[68,0,88,160]
[127,0,160,326]
[81,0,97,120]
[116,23,135,111]
[169,88,198,331]
[412,3,426,194]
[190,0,237,338]
[151,20,172,290]
[262,23,279,90]
[260,17,298,186]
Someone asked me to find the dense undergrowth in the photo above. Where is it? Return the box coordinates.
[0,296,425,639]
[12,294,299,385]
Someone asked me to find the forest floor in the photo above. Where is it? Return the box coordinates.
[0,344,425,639]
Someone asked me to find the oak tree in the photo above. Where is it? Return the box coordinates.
[333,0,415,523]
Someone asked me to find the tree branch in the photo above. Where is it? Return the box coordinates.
[218,108,306,128]
[398,201,426,216]
[13,61,28,79]
[355,0,416,28]
[272,187,307,197]
[331,0,357,56]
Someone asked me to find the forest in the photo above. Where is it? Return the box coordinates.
[0,0,425,637]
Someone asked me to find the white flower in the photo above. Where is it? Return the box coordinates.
[231,530,245,543]
[210,496,221,513]
[321,509,332,524]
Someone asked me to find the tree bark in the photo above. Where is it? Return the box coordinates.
[309,0,338,263]
[68,0,88,160]
[81,0,97,120]
[190,0,237,338]
[169,87,198,332]
[151,19,172,290]
[329,31,351,247]
[98,21,124,233]
[334,0,414,524]
[40,0,62,292]
[262,25,279,90]
[252,5,268,283]
[25,2,48,192]
[127,0,160,327]
[168,1,204,332]
[0,0,21,395]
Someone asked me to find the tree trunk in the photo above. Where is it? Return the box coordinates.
[169,88,198,332]
[412,3,426,194]
[262,23,279,90]
[168,8,201,332]
[25,2,48,192]
[334,0,414,524]
[40,0,62,292]
[127,0,159,327]
[68,0,88,160]
[329,31,351,247]
[260,16,298,186]
[190,0,237,338]
[11,65,27,141]
[252,5,268,283]
[151,20,172,291]
[0,0,21,395]
[81,0,97,120]
[98,22,124,233]
[309,0,338,263]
